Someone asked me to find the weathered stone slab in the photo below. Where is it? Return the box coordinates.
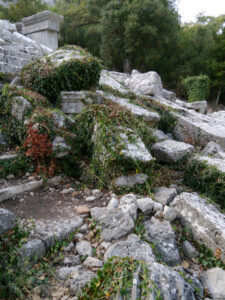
[0,153,17,161]
[154,187,177,206]
[98,91,160,125]
[171,192,225,263]
[112,173,148,188]
[195,155,225,173]
[104,234,155,263]
[0,208,16,235]
[118,193,137,220]
[19,239,46,260]
[11,96,31,121]
[99,70,130,94]
[0,180,43,203]
[32,216,83,249]
[147,262,202,299]
[61,91,102,114]
[91,207,134,242]
[151,140,194,163]
[144,217,181,266]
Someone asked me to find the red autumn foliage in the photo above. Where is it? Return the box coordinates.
[23,125,55,176]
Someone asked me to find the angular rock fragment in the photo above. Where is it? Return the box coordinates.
[76,241,93,257]
[144,217,181,266]
[91,207,134,242]
[171,192,225,263]
[104,234,155,263]
[200,268,225,299]
[137,197,162,215]
[151,140,194,163]
[154,187,177,206]
[0,208,16,235]
[113,173,148,189]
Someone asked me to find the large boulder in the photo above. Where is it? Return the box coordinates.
[20,45,101,103]
[126,70,163,96]
[151,140,194,163]
[171,192,225,263]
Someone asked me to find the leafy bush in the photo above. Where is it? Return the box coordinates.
[182,75,210,102]
[184,159,225,209]
[0,85,50,146]
[20,45,102,104]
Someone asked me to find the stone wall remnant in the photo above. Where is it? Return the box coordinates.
[22,10,63,50]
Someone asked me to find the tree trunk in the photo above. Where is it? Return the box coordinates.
[123,57,132,74]
[215,87,221,108]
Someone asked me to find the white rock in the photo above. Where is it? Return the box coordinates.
[171,192,225,263]
[128,70,163,96]
[83,257,103,268]
[113,173,148,188]
[200,268,225,299]
[154,187,177,206]
[162,205,177,222]
[76,241,93,257]
[11,96,31,121]
[151,140,194,163]
[107,195,119,210]
[85,196,96,202]
[52,136,71,158]
[119,193,137,220]
[137,197,162,214]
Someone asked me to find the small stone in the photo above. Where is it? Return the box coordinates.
[63,255,81,266]
[113,173,148,188]
[162,206,177,222]
[107,195,119,210]
[74,233,84,241]
[76,241,93,257]
[100,241,112,250]
[48,175,62,186]
[83,257,103,268]
[63,242,74,252]
[19,198,24,203]
[75,206,90,215]
[30,192,34,197]
[85,196,96,202]
[57,267,80,280]
[200,268,225,299]
[79,224,88,233]
[183,241,198,259]
[7,174,15,180]
[137,197,162,214]
[154,187,177,206]
[62,188,74,194]
[19,239,46,260]
[69,270,95,295]
[119,193,137,220]
[92,189,102,199]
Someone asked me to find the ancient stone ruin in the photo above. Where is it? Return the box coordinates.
[0,13,225,300]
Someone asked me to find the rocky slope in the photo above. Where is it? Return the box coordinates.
[0,42,225,300]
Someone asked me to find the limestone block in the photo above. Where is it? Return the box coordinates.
[22,10,63,49]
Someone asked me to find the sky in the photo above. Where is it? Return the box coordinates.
[178,0,225,23]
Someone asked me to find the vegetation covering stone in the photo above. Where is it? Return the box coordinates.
[182,75,210,102]
[20,45,102,104]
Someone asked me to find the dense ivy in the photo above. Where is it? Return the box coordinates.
[20,46,102,104]
[182,75,210,102]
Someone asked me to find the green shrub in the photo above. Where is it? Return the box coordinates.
[182,75,210,102]
[20,45,102,104]
[184,159,225,209]
[0,85,50,146]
